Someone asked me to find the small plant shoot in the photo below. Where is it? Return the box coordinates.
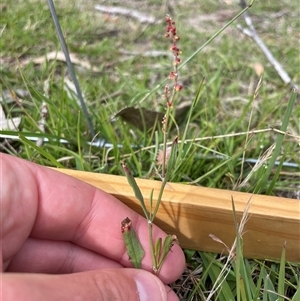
[121,15,182,275]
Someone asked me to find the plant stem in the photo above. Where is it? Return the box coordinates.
[162,105,171,178]
[148,221,158,273]
[152,176,168,222]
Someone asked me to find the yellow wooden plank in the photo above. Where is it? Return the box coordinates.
[54,168,300,262]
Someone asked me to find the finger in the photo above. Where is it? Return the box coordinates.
[3,269,180,301]
[7,237,123,273]
[1,154,185,283]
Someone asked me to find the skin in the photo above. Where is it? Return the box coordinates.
[1,153,185,301]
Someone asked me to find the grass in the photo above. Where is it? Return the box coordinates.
[1,0,299,299]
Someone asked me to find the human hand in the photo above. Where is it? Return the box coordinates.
[1,153,185,300]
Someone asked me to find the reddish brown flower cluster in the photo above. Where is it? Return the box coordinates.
[121,217,132,233]
[163,15,183,109]
[162,16,182,132]
[165,15,181,66]
[175,84,183,91]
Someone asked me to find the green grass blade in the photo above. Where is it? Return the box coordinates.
[76,111,84,171]
[151,137,178,219]
[264,273,277,301]
[200,252,235,301]
[180,78,205,153]
[278,242,286,301]
[266,154,286,195]
[292,285,300,301]
[254,89,297,193]
[149,188,154,221]
[19,134,64,167]
[253,261,265,300]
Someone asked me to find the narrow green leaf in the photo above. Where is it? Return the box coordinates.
[200,252,235,301]
[76,111,84,171]
[121,217,145,269]
[149,188,154,221]
[254,89,297,193]
[152,137,178,219]
[154,237,162,263]
[157,234,177,270]
[292,285,300,301]
[240,277,247,301]
[266,154,286,195]
[278,242,286,301]
[263,274,277,301]
[231,197,241,301]
[184,249,196,263]
[180,78,205,153]
[121,162,149,220]
[19,134,64,168]
[162,235,174,257]
[253,262,265,300]
[232,198,253,301]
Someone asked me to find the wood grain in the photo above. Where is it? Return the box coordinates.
[54,168,300,262]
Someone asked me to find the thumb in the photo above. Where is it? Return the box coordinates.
[3,268,179,301]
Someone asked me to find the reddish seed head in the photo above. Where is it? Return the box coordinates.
[175,84,183,91]
[121,161,132,176]
[168,71,177,79]
[121,217,132,233]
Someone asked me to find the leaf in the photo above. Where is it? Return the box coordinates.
[154,237,162,263]
[254,89,297,193]
[113,106,164,132]
[121,217,145,269]
[184,249,196,263]
[121,161,149,220]
[292,285,300,301]
[278,242,286,301]
[157,234,178,268]
[18,135,64,168]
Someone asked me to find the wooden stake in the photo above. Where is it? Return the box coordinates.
[54,168,300,262]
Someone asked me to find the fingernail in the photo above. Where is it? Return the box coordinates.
[134,271,167,301]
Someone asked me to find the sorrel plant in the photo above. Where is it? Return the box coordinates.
[122,15,182,275]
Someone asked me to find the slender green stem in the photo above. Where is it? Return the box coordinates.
[162,106,171,178]
[148,222,158,273]
[178,0,256,71]
[151,177,168,222]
